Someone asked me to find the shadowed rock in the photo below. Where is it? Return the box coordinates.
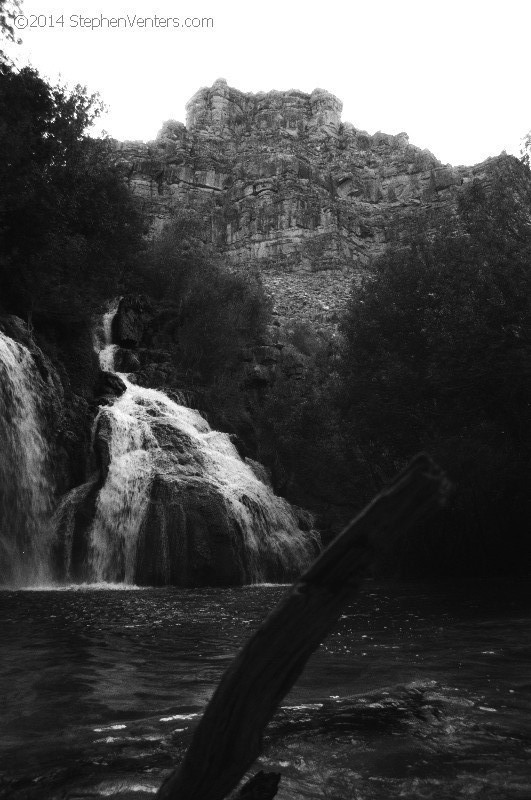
[95,371,127,405]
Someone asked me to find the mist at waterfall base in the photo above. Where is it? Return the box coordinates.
[1,581,531,799]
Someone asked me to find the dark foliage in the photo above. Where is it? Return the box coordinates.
[0,63,144,335]
[252,325,363,538]
[339,155,531,576]
[137,213,272,385]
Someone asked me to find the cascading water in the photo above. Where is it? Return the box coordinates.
[0,332,54,586]
[54,303,319,586]
[83,300,154,582]
[92,379,318,584]
[93,304,119,372]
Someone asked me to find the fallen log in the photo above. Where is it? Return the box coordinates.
[156,453,451,800]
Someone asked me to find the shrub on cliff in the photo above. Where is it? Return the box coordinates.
[0,63,144,329]
[137,214,272,383]
[339,155,531,576]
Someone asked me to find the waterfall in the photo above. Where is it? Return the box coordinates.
[54,303,319,586]
[93,303,119,372]
[0,332,53,586]
[90,380,317,584]
[88,394,155,583]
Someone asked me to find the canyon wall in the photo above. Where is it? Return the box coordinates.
[114,78,495,326]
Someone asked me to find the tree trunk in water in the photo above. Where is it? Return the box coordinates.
[156,453,451,800]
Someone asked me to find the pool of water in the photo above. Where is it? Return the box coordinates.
[1,580,530,799]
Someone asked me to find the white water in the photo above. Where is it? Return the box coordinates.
[1,307,317,588]
[87,376,317,583]
[88,404,154,583]
[85,302,156,582]
[17,582,149,592]
[61,302,319,585]
[0,331,53,586]
[94,304,119,372]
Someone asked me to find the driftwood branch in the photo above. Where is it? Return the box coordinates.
[156,453,451,800]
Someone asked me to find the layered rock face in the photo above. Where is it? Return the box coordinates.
[114,78,491,325]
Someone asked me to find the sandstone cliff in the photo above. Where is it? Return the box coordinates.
[114,78,496,327]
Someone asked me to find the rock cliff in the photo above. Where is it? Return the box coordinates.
[114,78,495,327]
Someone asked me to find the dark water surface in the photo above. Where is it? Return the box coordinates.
[1,580,530,799]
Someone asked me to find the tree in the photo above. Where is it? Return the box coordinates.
[339,155,531,576]
[135,214,272,383]
[0,0,21,43]
[0,63,144,327]
[255,329,364,536]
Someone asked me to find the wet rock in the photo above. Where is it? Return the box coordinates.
[135,474,246,587]
[113,295,153,348]
[114,347,140,372]
[134,362,175,388]
[0,315,33,347]
[95,371,127,404]
[51,478,99,582]
[245,458,273,489]
[293,505,315,532]
[93,411,113,477]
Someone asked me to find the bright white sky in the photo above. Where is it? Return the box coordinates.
[6,0,531,166]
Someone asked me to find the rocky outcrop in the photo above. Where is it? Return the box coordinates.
[112,295,153,348]
[114,79,496,328]
[95,371,127,405]
[114,348,141,372]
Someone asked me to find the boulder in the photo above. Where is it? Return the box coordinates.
[135,474,247,587]
[112,295,153,348]
[95,371,127,405]
[114,347,140,372]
